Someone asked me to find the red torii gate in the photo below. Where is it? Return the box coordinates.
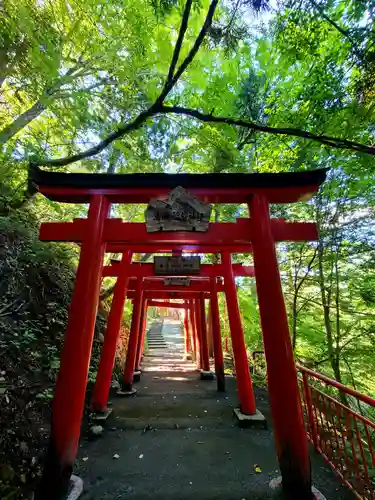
[30,165,327,500]
[98,261,254,398]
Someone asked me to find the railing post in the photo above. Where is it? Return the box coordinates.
[221,251,256,415]
[302,371,319,449]
[122,277,143,393]
[91,250,132,413]
[249,195,312,499]
[210,277,225,391]
[36,195,110,500]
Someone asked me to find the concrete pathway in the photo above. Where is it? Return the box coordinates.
[77,319,354,500]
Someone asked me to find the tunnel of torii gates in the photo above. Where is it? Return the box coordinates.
[30,165,327,500]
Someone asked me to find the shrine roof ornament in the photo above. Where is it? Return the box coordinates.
[29,165,328,204]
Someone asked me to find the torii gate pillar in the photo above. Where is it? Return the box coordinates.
[193,298,202,370]
[183,305,192,360]
[189,300,197,362]
[91,250,132,414]
[249,195,312,499]
[121,277,143,394]
[199,293,213,379]
[210,277,225,391]
[36,195,110,500]
[135,298,148,378]
[221,251,257,416]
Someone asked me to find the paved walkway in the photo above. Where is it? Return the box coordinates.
[77,319,353,499]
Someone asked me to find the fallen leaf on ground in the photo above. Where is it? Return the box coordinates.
[113,454,120,459]
[253,464,262,473]
[82,457,89,462]
[139,454,144,459]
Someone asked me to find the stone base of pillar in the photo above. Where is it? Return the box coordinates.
[200,370,215,380]
[269,477,326,500]
[133,370,142,382]
[117,387,137,397]
[233,408,267,428]
[90,407,113,422]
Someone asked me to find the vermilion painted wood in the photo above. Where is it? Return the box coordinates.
[297,363,375,406]
[249,195,312,498]
[107,243,253,254]
[222,251,256,415]
[189,300,197,359]
[206,301,214,358]
[297,363,375,498]
[104,262,255,278]
[103,264,221,279]
[194,299,203,370]
[126,281,224,293]
[184,308,191,356]
[147,300,189,308]
[36,195,110,500]
[40,218,318,246]
[135,298,148,370]
[122,278,143,391]
[210,278,225,392]
[199,294,210,372]
[31,166,326,204]
[91,250,132,413]
[34,184,322,204]
[128,290,211,299]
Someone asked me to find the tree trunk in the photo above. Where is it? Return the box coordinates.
[317,238,348,405]
[0,100,45,145]
[292,291,298,350]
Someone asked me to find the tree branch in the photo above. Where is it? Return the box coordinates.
[308,0,362,59]
[158,0,219,102]
[33,107,159,167]
[30,0,375,168]
[165,0,193,85]
[160,105,375,155]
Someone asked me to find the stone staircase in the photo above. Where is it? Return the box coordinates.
[146,320,167,349]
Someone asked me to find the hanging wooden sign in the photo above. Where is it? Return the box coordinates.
[145,186,211,232]
[154,256,201,275]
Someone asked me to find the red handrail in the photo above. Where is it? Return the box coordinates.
[296,363,375,500]
[252,352,375,499]
[296,363,375,408]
